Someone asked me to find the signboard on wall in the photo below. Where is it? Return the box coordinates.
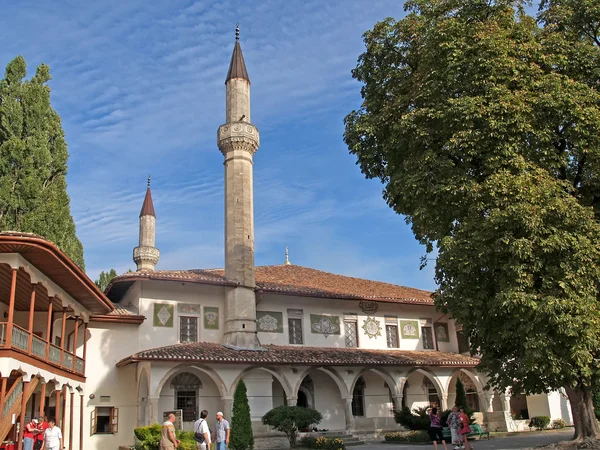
[163,410,183,430]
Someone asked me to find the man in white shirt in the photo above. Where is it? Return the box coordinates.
[41,418,62,450]
[193,410,211,450]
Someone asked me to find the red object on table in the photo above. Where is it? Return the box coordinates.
[1,444,16,450]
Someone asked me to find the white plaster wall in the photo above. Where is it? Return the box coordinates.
[403,373,430,411]
[546,391,573,425]
[256,294,458,352]
[362,371,393,418]
[82,322,140,449]
[138,280,226,351]
[272,380,286,408]
[244,371,274,420]
[526,394,550,419]
[311,371,345,430]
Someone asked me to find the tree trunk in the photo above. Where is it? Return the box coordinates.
[565,385,600,441]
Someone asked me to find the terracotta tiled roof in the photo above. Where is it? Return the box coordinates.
[108,265,434,305]
[140,187,155,217]
[106,303,139,316]
[117,342,478,367]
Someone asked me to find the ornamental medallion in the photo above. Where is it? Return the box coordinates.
[359,301,378,315]
[361,316,382,339]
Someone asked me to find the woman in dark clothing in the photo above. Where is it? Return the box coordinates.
[428,407,448,450]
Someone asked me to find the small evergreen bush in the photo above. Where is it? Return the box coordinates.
[300,436,345,449]
[551,418,567,429]
[262,405,323,448]
[230,380,254,450]
[529,416,551,430]
[133,424,198,450]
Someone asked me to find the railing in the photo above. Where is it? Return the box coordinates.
[2,379,22,418]
[0,323,84,376]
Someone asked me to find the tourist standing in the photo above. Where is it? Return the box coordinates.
[213,411,230,450]
[23,418,38,450]
[35,417,49,450]
[458,408,473,450]
[41,418,62,450]
[447,407,462,449]
[427,407,448,450]
[193,410,211,450]
[160,413,180,450]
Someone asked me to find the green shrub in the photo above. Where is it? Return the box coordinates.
[529,416,551,430]
[394,407,431,430]
[231,380,254,450]
[300,436,345,449]
[262,405,323,448]
[384,430,430,442]
[133,424,197,450]
[551,418,567,429]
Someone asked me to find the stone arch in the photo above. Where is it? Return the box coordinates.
[446,369,485,412]
[444,368,483,393]
[400,368,446,411]
[154,364,227,398]
[349,368,400,398]
[294,367,349,399]
[228,366,293,398]
[400,368,445,399]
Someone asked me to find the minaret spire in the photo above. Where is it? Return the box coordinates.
[218,26,261,349]
[285,247,291,265]
[133,177,159,271]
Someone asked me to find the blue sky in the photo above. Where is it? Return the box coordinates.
[0,0,439,291]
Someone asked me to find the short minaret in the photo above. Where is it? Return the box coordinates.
[218,25,261,349]
[133,176,160,271]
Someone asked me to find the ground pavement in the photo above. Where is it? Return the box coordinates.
[363,429,574,450]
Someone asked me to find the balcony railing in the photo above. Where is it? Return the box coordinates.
[0,323,84,376]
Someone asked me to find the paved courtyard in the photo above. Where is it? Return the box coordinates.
[364,429,574,450]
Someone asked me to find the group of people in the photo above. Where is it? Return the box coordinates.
[22,417,62,450]
[428,406,474,450]
[161,410,230,450]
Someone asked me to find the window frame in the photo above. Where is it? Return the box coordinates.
[175,389,198,422]
[288,317,304,345]
[91,407,119,434]
[421,326,435,350]
[344,319,358,348]
[385,324,399,348]
[179,316,198,343]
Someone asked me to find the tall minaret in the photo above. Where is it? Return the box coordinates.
[218,25,261,349]
[133,176,160,271]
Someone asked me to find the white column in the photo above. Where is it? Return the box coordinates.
[344,398,355,431]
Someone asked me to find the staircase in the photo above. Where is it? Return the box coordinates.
[309,431,365,447]
[0,375,39,443]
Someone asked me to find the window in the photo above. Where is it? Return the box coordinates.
[289,318,303,345]
[351,377,365,417]
[344,319,358,348]
[91,407,119,434]
[176,390,197,422]
[179,317,198,343]
[288,309,303,345]
[386,325,399,348]
[422,326,434,350]
[423,378,440,408]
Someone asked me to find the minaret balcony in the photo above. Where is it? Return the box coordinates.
[133,246,160,266]
[218,122,260,155]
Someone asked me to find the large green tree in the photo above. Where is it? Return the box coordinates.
[344,0,600,440]
[0,56,84,268]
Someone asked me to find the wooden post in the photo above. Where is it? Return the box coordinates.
[27,287,36,353]
[69,391,74,450]
[82,323,88,374]
[0,377,7,418]
[79,394,84,450]
[60,309,67,365]
[45,301,53,359]
[17,380,28,450]
[39,383,46,417]
[61,386,66,432]
[71,319,79,371]
[6,268,18,348]
[55,388,61,428]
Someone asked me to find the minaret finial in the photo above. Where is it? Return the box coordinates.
[285,247,291,265]
[235,23,240,41]
[147,174,151,188]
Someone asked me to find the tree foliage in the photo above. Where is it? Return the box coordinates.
[344,0,600,440]
[262,406,322,448]
[230,380,253,450]
[94,269,118,293]
[454,379,468,412]
[0,56,84,268]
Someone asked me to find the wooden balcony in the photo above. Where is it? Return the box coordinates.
[0,323,84,377]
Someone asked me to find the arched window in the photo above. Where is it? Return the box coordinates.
[352,377,366,417]
[171,373,202,422]
[402,381,409,410]
[422,378,440,408]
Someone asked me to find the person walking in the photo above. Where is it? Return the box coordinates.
[193,410,211,450]
[447,407,462,449]
[213,411,230,450]
[427,407,448,450]
[35,416,49,450]
[458,408,473,450]
[160,413,180,450]
[23,418,38,450]
[40,418,62,450]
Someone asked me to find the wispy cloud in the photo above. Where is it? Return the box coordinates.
[0,0,436,290]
